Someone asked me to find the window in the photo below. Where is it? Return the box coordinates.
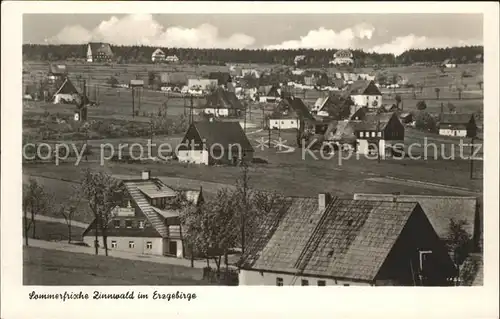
[139,221,144,229]
[377,132,382,137]
[371,132,376,137]
[276,277,284,286]
[317,280,326,286]
[111,241,117,248]
[281,121,284,124]
[128,241,135,248]
[125,220,132,228]
[301,279,309,286]
[343,284,350,286]
[291,121,294,124]
[146,241,152,249]
[360,132,364,137]
[113,220,120,228]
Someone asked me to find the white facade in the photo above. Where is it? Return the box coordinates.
[86,44,93,62]
[351,94,383,108]
[444,63,457,68]
[83,236,166,256]
[259,96,280,103]
[439,128,467,137]
[151,49,166,62]
[188,79,218,90]
[269,118,299,130]
[204,108,229,117]
[356,138,404,159]
[239,269,371,286]
[53,94,76,104]
[177,150,210,165]
[165,55,180,63]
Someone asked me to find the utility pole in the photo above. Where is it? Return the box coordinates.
[131,86,135,118]
[377,118,381,163]
[241,162,248,255]
[469,136,475,179]
[268,126,271,148]
[190,94,194,124]
[243,102,247,133]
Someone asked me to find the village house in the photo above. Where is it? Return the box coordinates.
[52,77,80,104]
[165,55,180,63]
[151,48,166,63]
[294,55,306,66]
[177,121,254,165]
[345,80,383,109]
[438,113,477,138]
[352,112,405,158]
[258,85,282,103]
[203,87,244,117]
[209,72,232,87]
[82,171,203,257]
[86,42,113,63]
[238,194,456,286]
[160,72,188,87]
[47,64,67,82]
[329,49,354,66]
[241,68,261,78]
[312,93,353,119]
[442,59,457,68]
[269,96,314,130]
[353,194,482,252]
[187,78,218,91]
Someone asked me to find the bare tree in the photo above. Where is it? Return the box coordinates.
[23,179,52,246]
[57,185,83,243]
[79,169,125,256]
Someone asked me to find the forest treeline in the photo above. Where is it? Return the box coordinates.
[22,44,483,66]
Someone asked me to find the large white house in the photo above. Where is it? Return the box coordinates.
[268,97,314,130]
[345,80,383,109]
[165,55,180,63]
[329,49,354,65]
[86,42,113,63]
[151,48,166,62]
[82,171,203,258]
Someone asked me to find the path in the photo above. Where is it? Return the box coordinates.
[27,238,210,269]
[366,176,482,196]
[34,214,89,229]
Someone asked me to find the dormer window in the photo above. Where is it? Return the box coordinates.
[139,221,144,229]
[125,220,132,228]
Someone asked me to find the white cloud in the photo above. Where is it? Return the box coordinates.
[48,14,256,49]
[368,34,483,55]
[264,23,375,50]
[48,15,482,55]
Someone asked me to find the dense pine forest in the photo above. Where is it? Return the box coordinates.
[22,44,483,66]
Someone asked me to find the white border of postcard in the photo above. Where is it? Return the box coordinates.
[2,2,499,318]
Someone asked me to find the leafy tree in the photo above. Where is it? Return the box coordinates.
[434,87,441,100]
[416,100,427,110]
[57,186,83,243]
[395,94,402,109]
[414,111,436,132]
[446,219,473,285]
[447,102,456,113]
[79,169,125,256]
[23,179,53,246]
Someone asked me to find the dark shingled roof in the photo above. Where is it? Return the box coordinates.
[350,112,398,131]
[240,197,426,281]
[280,97,315,121]
[440,113,475,125]
[54,78,79,95]
[192,121,254,152]
[89,42,114,57]
[205,88,244,110]
[353,194,479,242]
[346,80,381,96]
[209,72,232,84]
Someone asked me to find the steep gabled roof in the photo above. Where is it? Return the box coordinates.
[350,112,398,131]
[205,88,244,110]
[240,197,426,281]
[88,42,114,56]
[209,72,232,84]
[280,97,315,121]
[152,48,165,56]
[440,113,475,125]
[346,80,381,96]
[190,121,254,152]
[54,78,79,95]
[353,194,479,241]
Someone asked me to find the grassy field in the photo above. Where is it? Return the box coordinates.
[24,246,208,285]
[24,218,86,242]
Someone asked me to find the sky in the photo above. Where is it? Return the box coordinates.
[23,14,483,55]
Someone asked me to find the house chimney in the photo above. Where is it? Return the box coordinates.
[141,170,151,180]
[318,193,332,211]
[392,192,400,202]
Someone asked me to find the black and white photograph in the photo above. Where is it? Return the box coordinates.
[1,2,499,318]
